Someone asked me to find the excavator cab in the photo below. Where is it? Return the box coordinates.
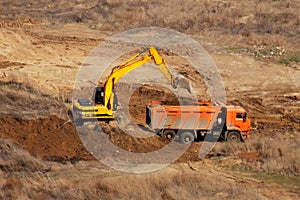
[92,86,118,111]
[92,86,105,105]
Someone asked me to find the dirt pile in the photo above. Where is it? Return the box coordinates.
[0,116,93,162]
[0,114,207,163]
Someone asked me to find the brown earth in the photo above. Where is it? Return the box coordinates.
[0,116,93,162]
[0,0,299,199]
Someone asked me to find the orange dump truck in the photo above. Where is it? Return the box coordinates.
[146,101,251,143]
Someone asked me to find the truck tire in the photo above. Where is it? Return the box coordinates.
[163,130,176,140]
[179,131,194,144]
[226,131,241,142]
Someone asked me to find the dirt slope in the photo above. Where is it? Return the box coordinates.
[0,0,299,199]
[0,116,93,161]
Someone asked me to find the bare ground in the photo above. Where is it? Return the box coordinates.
[0,0,299,199]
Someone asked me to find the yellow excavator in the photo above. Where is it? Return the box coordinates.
[72,47,182,126]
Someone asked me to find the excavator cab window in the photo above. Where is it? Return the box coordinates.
[93,87,105,105]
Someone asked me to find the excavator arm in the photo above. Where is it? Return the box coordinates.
[73,47,183,125]
[103,47,177,111]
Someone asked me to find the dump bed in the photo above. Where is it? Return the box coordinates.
[146,103,224,130]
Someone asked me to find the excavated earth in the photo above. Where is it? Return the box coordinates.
[0,27,299,163]
[0,1,299,198]
[0,79,299,163]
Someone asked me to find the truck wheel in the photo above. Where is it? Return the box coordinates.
[226,131,241,142]
[179,132,194,144]
[163,130,176,140]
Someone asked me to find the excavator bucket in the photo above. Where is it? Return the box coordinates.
[174,75,193,94]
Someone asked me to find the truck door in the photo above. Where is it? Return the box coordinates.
[235,112,249,131]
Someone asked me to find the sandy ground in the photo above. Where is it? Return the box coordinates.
[0,0,299,199]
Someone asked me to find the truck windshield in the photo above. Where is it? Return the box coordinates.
[236,113,247,121]
[236,113,243,120]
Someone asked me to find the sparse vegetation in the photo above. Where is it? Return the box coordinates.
[214,134,300,176]
[0,0,299,199]
[0,0,299,47]
[0,139,48,173]
[279,54,300,65]
[253,171,300,193]
[0,139,266,199]
[0,74,69,119]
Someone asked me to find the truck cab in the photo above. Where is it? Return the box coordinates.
[226,106,251,141]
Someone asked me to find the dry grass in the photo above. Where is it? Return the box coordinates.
[215,134,300,176]
[0,74,69,119]
[1,174,259,200]
[0,136,296,199]
[90,171,264,200]
[0,0,299,198]
[0,0,299,48]
[0,139,48,173]
[0,142,264,200]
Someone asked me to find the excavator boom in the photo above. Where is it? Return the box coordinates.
[73,47,186,125]
[103,47,176,111]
